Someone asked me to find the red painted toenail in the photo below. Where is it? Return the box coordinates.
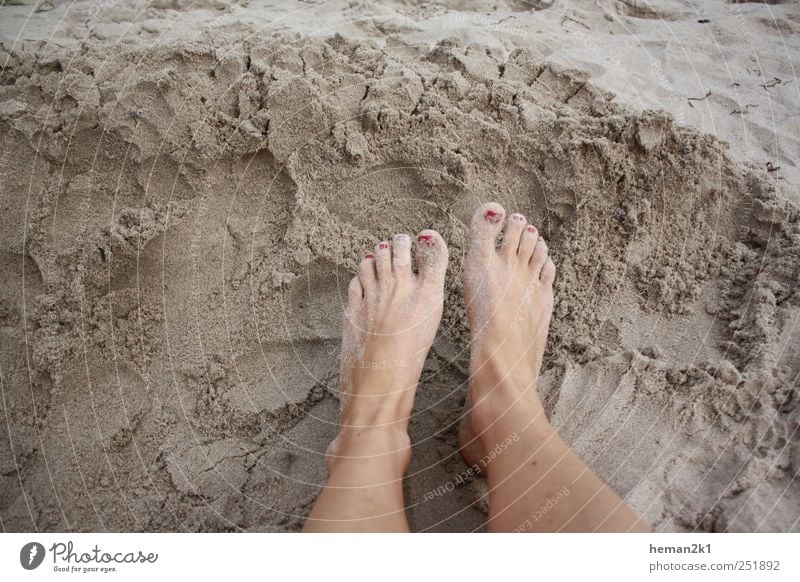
[417,234,435,246]
[484,209,503,223]
[527,226,537,233]
[364,253,374,259]
[379,243,389,249]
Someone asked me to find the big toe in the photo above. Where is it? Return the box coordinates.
[468,202,505,259]
[415,229,448,289]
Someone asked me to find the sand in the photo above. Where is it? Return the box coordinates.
[0,0,798,532]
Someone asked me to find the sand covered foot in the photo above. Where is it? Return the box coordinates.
[328,230,448,468]
[459,202,556,468]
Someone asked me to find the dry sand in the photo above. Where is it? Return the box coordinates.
[0,0,798,532]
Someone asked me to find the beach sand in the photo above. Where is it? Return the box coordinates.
[0,0,798,532]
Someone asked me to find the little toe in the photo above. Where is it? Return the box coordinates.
[468,202,505,259]
[518,224,539,263]
[415,229,449,289]
[501,213,527,259]
[375,241,392,280]
[343,276,363,331]
[347,275,363,305]
[530,238,549,277]
[540,257,556,287]
[358,252,377,293]
[392,234,412,275]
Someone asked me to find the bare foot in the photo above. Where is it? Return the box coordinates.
[459,202,555,469]
[329,230,448,470]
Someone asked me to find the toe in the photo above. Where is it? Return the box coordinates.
[347,275,363,305]
[342,276,363,335]
[501,212,527,259]
[468,202,505,258]
[375,241,392,280]
[530,238,548,277]
[391,233,412,275]
[415,229,448,289]
[540,257,556,287]
[358,252,377,294]
[518,224,539,263]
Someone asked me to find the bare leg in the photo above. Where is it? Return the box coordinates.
[304,231,449,532]
[460,203,649,532]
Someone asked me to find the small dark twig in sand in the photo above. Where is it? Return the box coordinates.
[688,91,712,102]
[731,82,740,87]
[760,77,782,90]
[561,14,591,30]
[766,162,780,172]
[731,104,758,115]
[22,38,65,49]
[687,91,711,108]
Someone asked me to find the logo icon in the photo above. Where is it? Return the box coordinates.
[20,542,45,570]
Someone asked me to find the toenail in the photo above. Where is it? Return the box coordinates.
[527,226,537,233]
[417,234,435,246]
[511,214,525,222]
[484,210,503,223]
[364,253,374,259]
[379,243,389,249]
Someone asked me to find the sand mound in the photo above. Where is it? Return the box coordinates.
[1,31,798,531]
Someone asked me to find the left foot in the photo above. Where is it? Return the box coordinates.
[328,230,449,470]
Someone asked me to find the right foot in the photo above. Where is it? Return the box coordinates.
[459,202,556,469]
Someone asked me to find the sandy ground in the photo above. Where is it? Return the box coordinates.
[0,0,798,532]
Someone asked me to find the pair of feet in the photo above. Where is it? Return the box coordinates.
[333,202,553,472]
[305,203,648,532]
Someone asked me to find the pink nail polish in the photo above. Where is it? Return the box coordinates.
[418,234,435,246]
[484,209,502,223]
[379,243,389,249]
[364,253,374,259]
[527,226,537,233]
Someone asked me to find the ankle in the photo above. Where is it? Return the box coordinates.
[470,347,538,390]
[326,426,411,473]
[474,402,552,445]
[341,374,418,426]
[470,365,546,424]
[470,412,556,477]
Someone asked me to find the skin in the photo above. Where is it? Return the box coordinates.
[304,230,447,532]
[303,204,649,532]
